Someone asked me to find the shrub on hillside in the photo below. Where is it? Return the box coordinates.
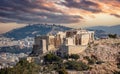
[65,61,89,71]
[0,59,40,74]
[108,34,117,38]
[69,54,80,60]
[58,68,68,74]
[44,53,62,63]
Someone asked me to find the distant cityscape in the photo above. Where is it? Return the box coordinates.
[0,37,34,48]
[0,36,34,69]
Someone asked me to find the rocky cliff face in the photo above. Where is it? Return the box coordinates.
[78,38,120,74]
[84,39,120,61]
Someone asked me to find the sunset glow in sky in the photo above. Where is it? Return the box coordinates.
[0,0,120,33]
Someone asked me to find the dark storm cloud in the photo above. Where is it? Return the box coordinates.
[63,0,102,13]
[111,14,120,18]
[0,10,82,24]
[117,0,120,2]
[0,0,83,24]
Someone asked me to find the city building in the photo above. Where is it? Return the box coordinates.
[0,37,34,48]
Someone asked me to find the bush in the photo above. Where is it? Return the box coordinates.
[96,61,104,64]
[108,34,117,38]
[48,62,65,71]
[89,58,97,65]
[113,71,120,74]
[44,53,62,63]
[84,56,96,65]
[91,55,98,60]
[117,63,120,69]
[63,55,69,59]
[84,56,97,65]
[58,68,68,74]
[69,54,80,60]
[84,56,89,60]
[65,61,89,71]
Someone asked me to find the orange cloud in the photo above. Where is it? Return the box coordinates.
[0,0,120,27]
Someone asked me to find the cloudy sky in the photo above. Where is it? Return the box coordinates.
[0,0,120,34]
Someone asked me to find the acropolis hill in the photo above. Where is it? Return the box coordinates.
[28,30,120,74]
[31,29,94,56]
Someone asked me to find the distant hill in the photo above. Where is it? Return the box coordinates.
[87,29,107,38]
[3,24,117,40]
[87,25,120,35]
[3,24,72,40]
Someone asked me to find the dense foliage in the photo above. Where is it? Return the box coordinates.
[108,34,117,38]
[44,53,62,63]
[65,61,89,71]
[0,54,92,74]
[58,68,68,74]
[69,54,80,60]
[43,53,90,73]
[84,56,96,65]
[0,59,40,74]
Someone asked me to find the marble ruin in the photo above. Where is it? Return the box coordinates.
[32,29,94,56]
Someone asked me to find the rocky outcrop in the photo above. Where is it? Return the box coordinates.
[78,38,120,74]
[83,38,120,61]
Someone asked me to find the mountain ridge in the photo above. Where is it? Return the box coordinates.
[3,24,72,40]
[3,24,119,40]
[87,25,120,35]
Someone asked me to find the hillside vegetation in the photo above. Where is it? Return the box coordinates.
[3,24,71,40]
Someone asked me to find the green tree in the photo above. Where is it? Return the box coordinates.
[65,61,89,71]
[108,34,117,38]
[63,54,69,60]
[84,56,96,65]
[69,54,80,60]
[44,53,62,63]
[58,68,68,74]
